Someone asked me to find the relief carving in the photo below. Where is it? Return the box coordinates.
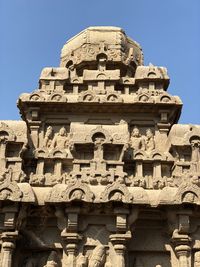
[43,126,54,148]
[144,128,155,152]
[130,127,144,151]
[88,244,106,267]
[190,136,200,174]
[101,182,133,203]
[2,26,200,267]
[195,251,200,267]
[51,126,69,150]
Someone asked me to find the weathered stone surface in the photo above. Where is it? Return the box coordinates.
[0,26,199,267]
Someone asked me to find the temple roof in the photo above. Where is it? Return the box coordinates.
[60,26,144,69]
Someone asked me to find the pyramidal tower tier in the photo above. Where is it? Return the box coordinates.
[0,26,199,267]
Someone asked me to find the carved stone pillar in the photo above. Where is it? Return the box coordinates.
[135,160,143,178]
[61,208,82,267]
[61,232,82,267]
[29,123,40,148]
[153,160,161,179]
[0,140,7,169]
[171,212,192,267]
[54,159,62,176]
[175,244,191,267]
[36,158,44,175]
[0,231,18,267]
[110,232,131,267]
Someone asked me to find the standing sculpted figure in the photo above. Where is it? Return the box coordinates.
[144,128,155,152]
[51,127,69,149]
[43,126,54,148]
[88,244,106,267]
[94,137,105,160]
[190,137,200,174]
[130,127,144,150]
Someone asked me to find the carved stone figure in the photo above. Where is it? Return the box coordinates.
[88,244,106,267]
[144,128,155,152]
[94,136,105,160]
[44,126,54,148]
[51,127,69,149]
[70,189,84,201]
[130,127,144,150]
[190,136,200,174]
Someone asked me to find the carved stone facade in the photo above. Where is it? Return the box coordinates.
[0,26,199,267]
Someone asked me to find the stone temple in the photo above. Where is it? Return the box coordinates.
[0,26,200,267]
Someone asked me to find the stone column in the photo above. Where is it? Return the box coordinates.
[36,158,44,175]
[175,244,191,267]
[29,123,40,148]
[1,231,18,267]
[61,208,82,267]
[54,159,62,176]
[61,232,82,267]
[171,212,192,267]
[110,232,131,267]
[0,140,7,169]
[135,160,143,177]
[153,160,161,179]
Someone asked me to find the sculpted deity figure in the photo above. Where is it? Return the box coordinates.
[195,251,200,267]
[144,128,155,152]
[88,244,106,267]
[190,137,200,174]
[51,127,69,149]
[94,136,105,160]
[70,189,84,201]
[44,126,54,148]
[130,127,144,150]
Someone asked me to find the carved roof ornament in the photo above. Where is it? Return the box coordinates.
[0,122,16,142]
[60,26,143,68]
[100,182,133,203]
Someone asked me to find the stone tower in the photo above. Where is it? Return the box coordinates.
[0,26,200,267]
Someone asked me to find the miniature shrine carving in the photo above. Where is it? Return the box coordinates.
[0,26,199,267]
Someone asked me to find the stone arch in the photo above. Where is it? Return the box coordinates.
[85,126,111,143]
[0,181,22,201]
[61,181,94,202]
[96,53,108,61]
[173,183,200,205]
[152,152,163,160]
[34,149,47,158]
[160,95,172,103]
[29,93,44,101]
[139,94,149,102]
[100,182,133,203]
[134,151,145,160]
[106,93,123,103]
[49,93,67,102]
[78,90,99,103]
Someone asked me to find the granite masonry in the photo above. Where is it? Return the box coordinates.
[0,26,200,267]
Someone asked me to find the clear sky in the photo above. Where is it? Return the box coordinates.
[0,0,200,124]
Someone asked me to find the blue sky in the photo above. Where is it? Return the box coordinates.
[0,0,200,124]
